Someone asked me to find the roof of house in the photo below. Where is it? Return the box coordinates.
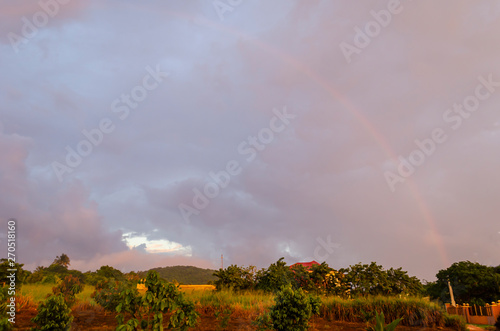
[290,261,320,269]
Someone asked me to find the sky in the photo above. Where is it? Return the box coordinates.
[0,0,499,281]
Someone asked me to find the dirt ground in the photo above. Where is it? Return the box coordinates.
[14,306,465,330]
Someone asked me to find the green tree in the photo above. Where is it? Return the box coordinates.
[432,261,500,305]
[0,259,29,286]
[96,265,125,281]
[213,264,256,291]
[310,262,333,291]
[341,262,423,297]
[53,253,70,268]
[256,258,294,292]
[342,262,390,296]
[290,264,314,291]
[385,267,423,296]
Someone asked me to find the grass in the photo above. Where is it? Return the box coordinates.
[18,283,469,331]
[319,295,467,330]
[20,284,53,302]
[190,289,274,310]
[20,283,96,304]
[470,324,496,330]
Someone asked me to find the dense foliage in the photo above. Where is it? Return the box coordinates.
[52,274,84,307]
[340,262,423,297]
[31,294,73,331]
[269,285,319,331]
[213,259,422,297]
[213,264,257,291]
[0,286,13,330]
[116,270,199,330]
[92,279,136,313]
[143,265,217,285]
[0,259,29,286]
[427,261,500,305]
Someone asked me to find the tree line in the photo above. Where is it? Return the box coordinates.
[213,258,500,305]
[1,254,499,305]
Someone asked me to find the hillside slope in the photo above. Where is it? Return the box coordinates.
[141,265,217,285]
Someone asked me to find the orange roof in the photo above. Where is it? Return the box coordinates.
[290,261,320,270]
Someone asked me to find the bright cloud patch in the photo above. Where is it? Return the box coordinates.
[123,233,192,255]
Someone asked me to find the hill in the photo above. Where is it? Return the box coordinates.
[140,265,217,285]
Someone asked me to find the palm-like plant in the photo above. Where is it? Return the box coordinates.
[368,311,402,331]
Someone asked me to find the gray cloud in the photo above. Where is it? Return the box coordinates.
[0,0,499,279]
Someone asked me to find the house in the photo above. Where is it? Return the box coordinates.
[290,260,320,271]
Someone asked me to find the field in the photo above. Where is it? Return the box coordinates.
[14,283,467,330]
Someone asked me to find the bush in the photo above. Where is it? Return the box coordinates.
[42,274,58,284]
[443,314,467,331]
[92,280,135,313]
[52,274,83,307]
[116,270,199,330]
[31,294,73,330]
[270,285,316,331]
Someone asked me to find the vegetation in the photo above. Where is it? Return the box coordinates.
[213,264,257,291]
[367,311,402,331]
[31,294,73,331]
[141,265,217,285]
[52,274,84,307]
[427,261,500,305]
[340,262,424,297]
[256,258,295,292]
[320,295,464,329]
[0,259,30,286]
[0,286,13,330]
[116,270,199,330]
[4,254,497,330]
[92,279,134,313]
[269,285,319,331]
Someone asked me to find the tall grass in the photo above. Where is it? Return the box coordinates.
[20,283,96,304]
[320,295,466,330]
[20,284,53,302]
[187,289,274,310]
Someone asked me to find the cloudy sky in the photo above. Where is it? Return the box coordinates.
[1,0,499,281]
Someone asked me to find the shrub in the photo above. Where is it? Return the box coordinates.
[270,285,315,331]
[42,274,58,284]
[52,274,83,307]
[92,280,133,313]
[31,294,73,331]
[443,314,467,331]
[116,270,199,330]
